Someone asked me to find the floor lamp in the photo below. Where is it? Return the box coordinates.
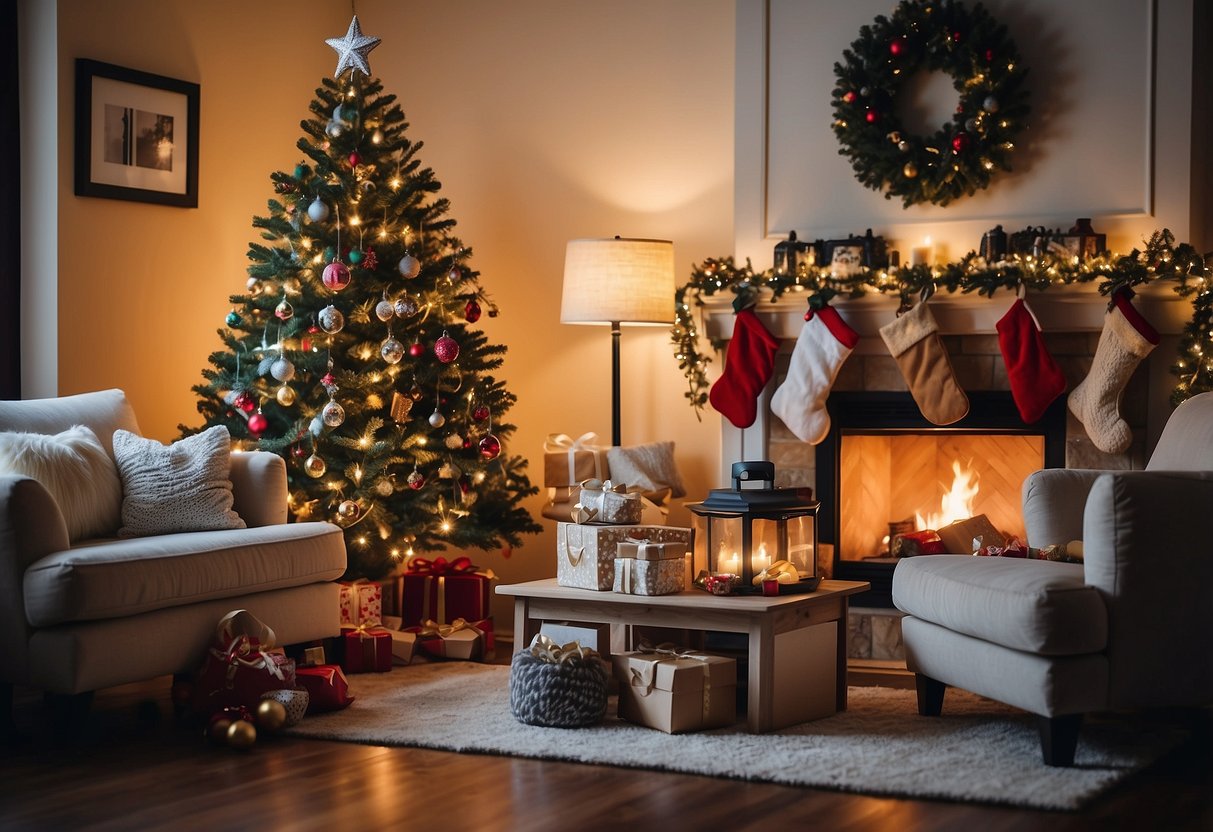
[560,237,675,447]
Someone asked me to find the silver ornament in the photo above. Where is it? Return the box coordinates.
[380,336,405,365]
[270,357,295,382]
[322,400,346,427]
[983,96,999,113]
[965,118,978,132]
[360,180,376,194]
[274,299,294,321]
[375,478,393,496]
[325,15,381,78]
[304,454,327,478]
[898,141,910,152]
[325,120,344,138]
[398,254,421,279]
[307,198,330,222]
[318,305,345,334]
[394,295,418,317]
[375,300,395,321]
[428,409,446,428]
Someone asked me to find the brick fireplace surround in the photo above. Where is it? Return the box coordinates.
[700,286,1192,681]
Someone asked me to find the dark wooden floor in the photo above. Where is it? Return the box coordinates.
[1,674,1210,832]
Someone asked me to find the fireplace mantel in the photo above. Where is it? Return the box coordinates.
[698,283,1193,343]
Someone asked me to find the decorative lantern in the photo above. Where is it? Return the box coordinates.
[772,231,815,276]
[688,461,820,592]
[1054,218,1106,259]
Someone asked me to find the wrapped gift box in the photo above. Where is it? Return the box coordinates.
[573,479,643,525]
[613,648,736,733]
[613,538,688,596]
[543,432,608,488]
[339,625,392,673]
[338,579,383,627]
[396,555,494,627]
[408,617,494,661]
[380,615,420,665]
[557,523,692,591]
[296,664,354,713]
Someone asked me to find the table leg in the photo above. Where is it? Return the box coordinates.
[747,618,774,733]
[513,597,540,652]
[836,598,849,712]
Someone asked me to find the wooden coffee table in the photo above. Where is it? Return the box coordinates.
[496,578,869,732]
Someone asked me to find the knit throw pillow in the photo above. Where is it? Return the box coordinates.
[0,425,123,542]
[112,426,246,538]
[606,441,686,500]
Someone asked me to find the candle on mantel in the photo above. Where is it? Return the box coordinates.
[910,236,934,267]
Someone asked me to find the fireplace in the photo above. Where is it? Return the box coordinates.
[816,391,1067,606]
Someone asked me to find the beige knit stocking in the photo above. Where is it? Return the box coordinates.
[1067,298,1157,454]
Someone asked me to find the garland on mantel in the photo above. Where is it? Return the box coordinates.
[672,230,1213,414]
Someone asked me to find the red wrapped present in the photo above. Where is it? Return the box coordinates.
[296,664,354,713]
[192,634,296,716]
[408,617,495,661]
[339,625,392,673]
[396,556,495,627]
[338,579,383,627]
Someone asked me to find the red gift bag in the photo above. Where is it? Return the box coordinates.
[192,634,297,716]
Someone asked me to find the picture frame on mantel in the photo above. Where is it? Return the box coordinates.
[74,59,199,208]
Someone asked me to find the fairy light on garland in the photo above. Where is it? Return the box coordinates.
[672,229,1213,414]
[831,0,1030,207]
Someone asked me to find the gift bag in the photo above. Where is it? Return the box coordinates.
[192,633,297,716]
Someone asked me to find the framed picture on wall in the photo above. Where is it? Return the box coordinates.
[74,59,199,208]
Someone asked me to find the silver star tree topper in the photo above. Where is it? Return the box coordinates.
[326,15,381,78]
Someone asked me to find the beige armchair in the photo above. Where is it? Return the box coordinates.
[0,389,347,736]
[893,391,1213,766]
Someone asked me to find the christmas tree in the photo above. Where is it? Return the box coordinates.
[188,17,540,579]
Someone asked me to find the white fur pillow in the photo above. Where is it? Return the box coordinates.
[112,425,245,538]
[0,425,123,541]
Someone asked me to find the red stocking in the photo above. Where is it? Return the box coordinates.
[996,298,1067,424]
[709,308,780,429]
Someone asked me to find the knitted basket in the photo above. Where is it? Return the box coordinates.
[509,648,609,728]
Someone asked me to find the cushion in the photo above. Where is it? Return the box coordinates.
[0,389,140,459]
[23,522,347,627]
[0,425,123,541]
[892,554,1107,656]
[606,441,686,499]
[112,426,245,538]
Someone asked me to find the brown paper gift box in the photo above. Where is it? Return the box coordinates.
[613,650,736,733]
[556,523,692,591]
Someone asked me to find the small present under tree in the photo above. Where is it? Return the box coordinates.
[188,16,539,579]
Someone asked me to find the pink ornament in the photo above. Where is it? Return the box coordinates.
[248,412,269,436]
[322,261,351,291]
[478,433,501,461]
[349,152,360,167]
[472,405,490,422]
[434,333,460,363]
[408,342,425,358]
[890,37,904,55]
[321,372,336,388]
[234,391,256,413]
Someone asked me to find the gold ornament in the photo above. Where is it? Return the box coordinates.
[226,719,257,749]
[256,699,287,733]
[391,391,414,422]
[337,500,360,521]
[277,385,296,406]
[208,717,232,745]
[903,162,919,179]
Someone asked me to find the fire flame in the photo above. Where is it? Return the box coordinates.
[915,460,979,531]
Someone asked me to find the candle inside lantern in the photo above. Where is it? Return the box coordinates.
[910,236,933,267]
[718,542,741,576]
[751,542,771,574]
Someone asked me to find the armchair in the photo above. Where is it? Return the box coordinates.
[893,391,1213,765]
[0,389,347,733]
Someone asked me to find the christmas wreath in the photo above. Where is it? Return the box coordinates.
[831,0,1030,207]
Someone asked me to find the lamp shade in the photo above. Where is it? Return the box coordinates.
[560,237,675,325]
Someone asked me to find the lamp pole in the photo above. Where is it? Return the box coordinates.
[611,320,622,447]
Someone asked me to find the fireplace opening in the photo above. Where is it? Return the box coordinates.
[817,391,1066,606]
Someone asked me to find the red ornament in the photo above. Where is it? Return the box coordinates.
[234,391,256,413]
[291,444,307,458]
[472,405,490,422]
[464,299,482,323]
[349,152,360,167]
[865,110,879,124]
[362,248,378,270]
[434,333,460,363]
[889,37,905,56]
[408,342,425,358]
[322,260,351,291]
[842,90,856,104]
[458,475,471,494]
[951,131,971,154]
[321,372,336,387]
[248,412,269,436]
[984,48,995,62]
[952,30,962,43]
[478,433,501,461]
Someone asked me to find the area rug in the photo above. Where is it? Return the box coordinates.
[285,662,1183,810]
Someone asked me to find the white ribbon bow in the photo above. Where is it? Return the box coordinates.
[544,432,605,484]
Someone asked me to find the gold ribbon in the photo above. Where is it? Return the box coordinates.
[525,633,599,664]
[417,617,482,639]
[419,575,448,625]
[631,642,714,718]
[544,432,605,484]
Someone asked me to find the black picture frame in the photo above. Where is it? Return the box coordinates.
[74,59,199,208]
[819,228,889,272]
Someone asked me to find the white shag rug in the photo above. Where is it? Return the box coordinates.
[285,661,1182,810]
